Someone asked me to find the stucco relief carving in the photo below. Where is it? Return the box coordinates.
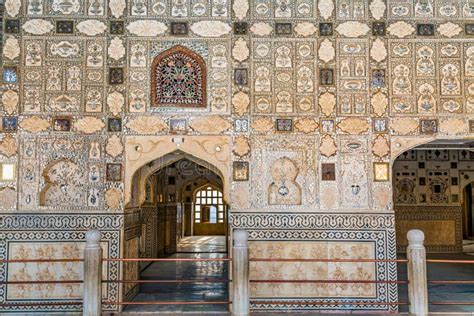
[40,159,84,206]
[3,36,20,61]
[387,21,415,38]
[294,118,318,134]
[369,0,386,20]
[234,136,250,157]
[338,118,369,135]
[75,117,105,134]
[268,157,302,205]
[232,91,250,116]
[250,22,273,36]
[106,135,123,159]
[232,38,249,62]
[336,22,370,38]
[126,20,167,36]
[190,21,232,37]
[19,117,50,133]
[126,117,167,134]
[76,20,107,36]
[294,23,317,37]
[232,0,249,20]
[2,90,19,115]
[189,116,231,134]
[0,135,17,158]
[105,187,122,210]
[251,118,273,133]
[390,118,419,135]
[22,19,54,35]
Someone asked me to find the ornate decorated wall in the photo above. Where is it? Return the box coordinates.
[393,148,474,252]
[1,0,474,312]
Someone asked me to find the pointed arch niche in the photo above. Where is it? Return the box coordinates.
[151,45,207,108]
[124,135,231,206]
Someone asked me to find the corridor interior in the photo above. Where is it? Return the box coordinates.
[125,153,229,313]
[394,141,474,313]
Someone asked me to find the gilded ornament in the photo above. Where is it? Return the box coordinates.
[387,21,415,38]
[372,135,390,158]
[251,118,273,133]
[319,92,336,116]
[76,20,107,36]
[294,22,317,37]
[75,117,105,134]
[294,118,318,134]
[22,19,54,35]
[391,118,419,135]
[234,136,250,157]
[126,117,167,134]
[106,135,124,158]
[320,135,337,157]
[3,36,20,60]
[369,0,386,20]
[108,37,126,61]
[107,91,124,116]
[370,38,387,63]
[105,187,122,210]
[1,90,19,115]
[438,22,462,38]
[318,39,335,63]
[190,21,232,37]
[232,38,249,62]
[189,116,231,134]
[250,22,273,36]
[0,135,17,158]
[127,20,167,36]
[232,91,250,117]
[338,118,370,135]
[371,92,388,117]
[318,0,334,20]
[233,0,249,20]
[336,22,370,38]
[20,117,50,133]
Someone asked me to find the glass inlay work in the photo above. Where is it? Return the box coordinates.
[151,45,206,108]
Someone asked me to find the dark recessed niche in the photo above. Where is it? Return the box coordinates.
[110,20,125,34]
[5,19,20,33]
[417,23,435,36]
[56,20,74,34]
[107,117,122,132]
[233,22,248,35]
[372,22,386,36]
[319,22,333,36]
[170,22,188,35]
[275,23,292,35]
[109,67,124,84]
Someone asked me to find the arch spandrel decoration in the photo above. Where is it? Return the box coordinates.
[151,45,207,108]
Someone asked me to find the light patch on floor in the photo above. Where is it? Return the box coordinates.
[178,235,226,253]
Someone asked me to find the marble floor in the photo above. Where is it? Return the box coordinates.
[177,235,227,253]
[124,236,229,313]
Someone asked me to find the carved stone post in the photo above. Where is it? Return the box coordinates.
[407,229,428,316]
[232,229,249,316]
[83,229,102,316]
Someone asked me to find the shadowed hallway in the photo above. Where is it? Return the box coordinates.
[125,236,229,313]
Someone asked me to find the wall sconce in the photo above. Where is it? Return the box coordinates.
[172,137,184,147]
[351,184,360,195]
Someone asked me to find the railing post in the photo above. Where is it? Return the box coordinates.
[407,229,428,316]
[83,229,102,316]
[232,229,249,316]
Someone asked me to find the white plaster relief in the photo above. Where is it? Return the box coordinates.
[22,20,54,35]
[127,20,167,36]
[190,21,232,37]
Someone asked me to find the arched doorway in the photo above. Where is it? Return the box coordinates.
[392,139,474,313]
[124,150,229,312]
